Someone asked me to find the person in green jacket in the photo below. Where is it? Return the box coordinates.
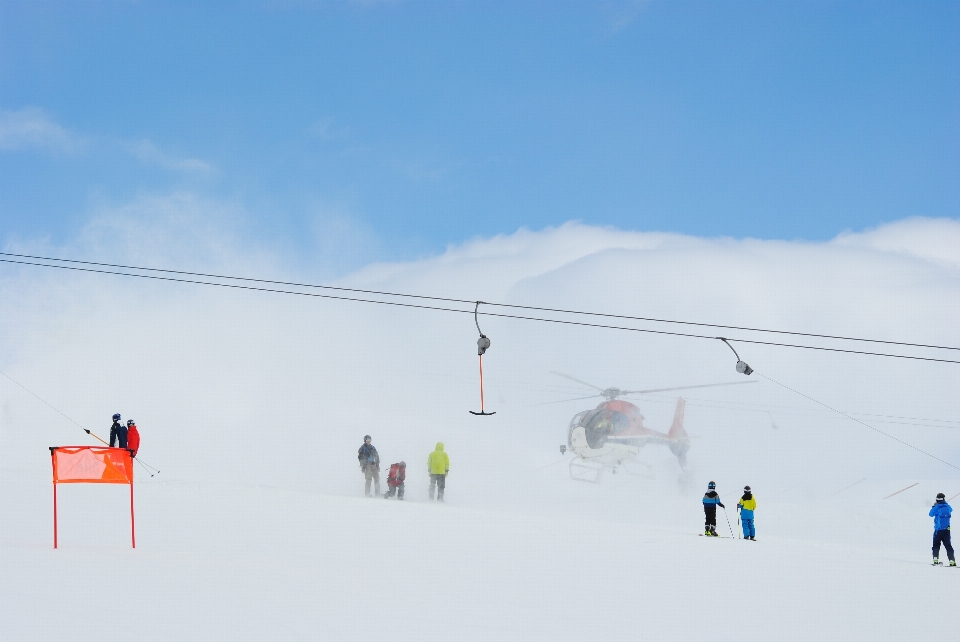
[427,442,450,501]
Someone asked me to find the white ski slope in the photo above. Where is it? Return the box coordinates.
[1,467,956,642]
[2,218,959,641]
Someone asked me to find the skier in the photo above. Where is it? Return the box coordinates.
[427,442,450,501]
[930,492,955,566]
[357,435,381,497]
[738,485,757,540]
[109,413,128,449]
[126,419,140,458]
[702,481,725,536]
[383,461,406,500]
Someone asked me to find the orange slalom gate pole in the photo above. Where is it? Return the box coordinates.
[130,480,136,549]
[53,481,58,550]
[51,451,58,549]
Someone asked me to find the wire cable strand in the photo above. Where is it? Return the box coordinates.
[757,373,960,472]
[0,368,160,475]
[3,257,960,365]
[2,251,957,353]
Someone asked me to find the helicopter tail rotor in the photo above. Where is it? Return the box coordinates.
[667,398,691,469]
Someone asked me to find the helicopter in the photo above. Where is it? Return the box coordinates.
[552,372,756,483]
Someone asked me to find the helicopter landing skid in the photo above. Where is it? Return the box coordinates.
[469,410,496,416]
[569,457,604,483]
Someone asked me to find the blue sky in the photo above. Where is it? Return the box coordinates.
[1,1,958,269]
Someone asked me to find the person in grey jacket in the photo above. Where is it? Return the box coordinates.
[357,435,381,497]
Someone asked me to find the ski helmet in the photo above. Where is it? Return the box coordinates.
[708,481,716,489]
[744,486,751,492]
[127,419,135,427]
[399,461,406,467]
[113,413,121,422]
[937,493,946,500]
[363,435,371,441]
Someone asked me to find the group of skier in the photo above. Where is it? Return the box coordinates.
[358,435,450,501]
[702,481,756,540]
[109,413,141,457]
[702,480,954,563]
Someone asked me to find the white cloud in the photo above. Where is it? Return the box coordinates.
[307,118,335,139]
[306,117,351,141]
[832,217,960,269]
[0,107,84,153]
[128,139,216,174]
[1,212,958,510]
[606,0,653,34]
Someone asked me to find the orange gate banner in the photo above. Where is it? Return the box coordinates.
[51,446,134,484]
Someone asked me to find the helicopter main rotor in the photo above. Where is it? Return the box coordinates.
[550,371,756,402]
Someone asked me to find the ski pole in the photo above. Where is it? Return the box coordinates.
[737,509,741,539]
[134,458,156,477]
[135,457,160,474]
[722,506,735,538]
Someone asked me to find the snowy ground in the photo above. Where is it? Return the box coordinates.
[2,458,956,642]
[3,220,960,640]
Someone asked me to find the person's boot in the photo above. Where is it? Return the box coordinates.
[750,536,756,541]
[951,560,957,567]
[934,558,941,565]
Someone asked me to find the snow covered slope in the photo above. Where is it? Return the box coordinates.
[2,218,959,640]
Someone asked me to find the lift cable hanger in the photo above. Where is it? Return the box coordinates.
[2,251,958,354]
[470,301,495,416]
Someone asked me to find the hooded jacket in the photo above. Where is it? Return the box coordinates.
[930,500,953,531]
[126,424,140,456]
[428,442,450,475]
[738,492,756,519]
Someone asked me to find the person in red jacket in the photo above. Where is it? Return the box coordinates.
[126,420,141,458]
[383,462,406,500]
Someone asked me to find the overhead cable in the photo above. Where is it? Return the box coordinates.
[2,256,960,365]
[2,251,958,353]
[757,373,960,472]
[0,368,160,476]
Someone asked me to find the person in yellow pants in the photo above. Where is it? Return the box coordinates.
[738,486,757,540]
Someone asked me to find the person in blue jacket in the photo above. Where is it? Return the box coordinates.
[702,481,725,536]
[737,486,757,540]
[929,492,955,566]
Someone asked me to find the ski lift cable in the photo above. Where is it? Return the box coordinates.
[2,251,958,353]
[717,338,960,472]
[757,372,960,472]
[0,368,160,476]
[3,257,960,365]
